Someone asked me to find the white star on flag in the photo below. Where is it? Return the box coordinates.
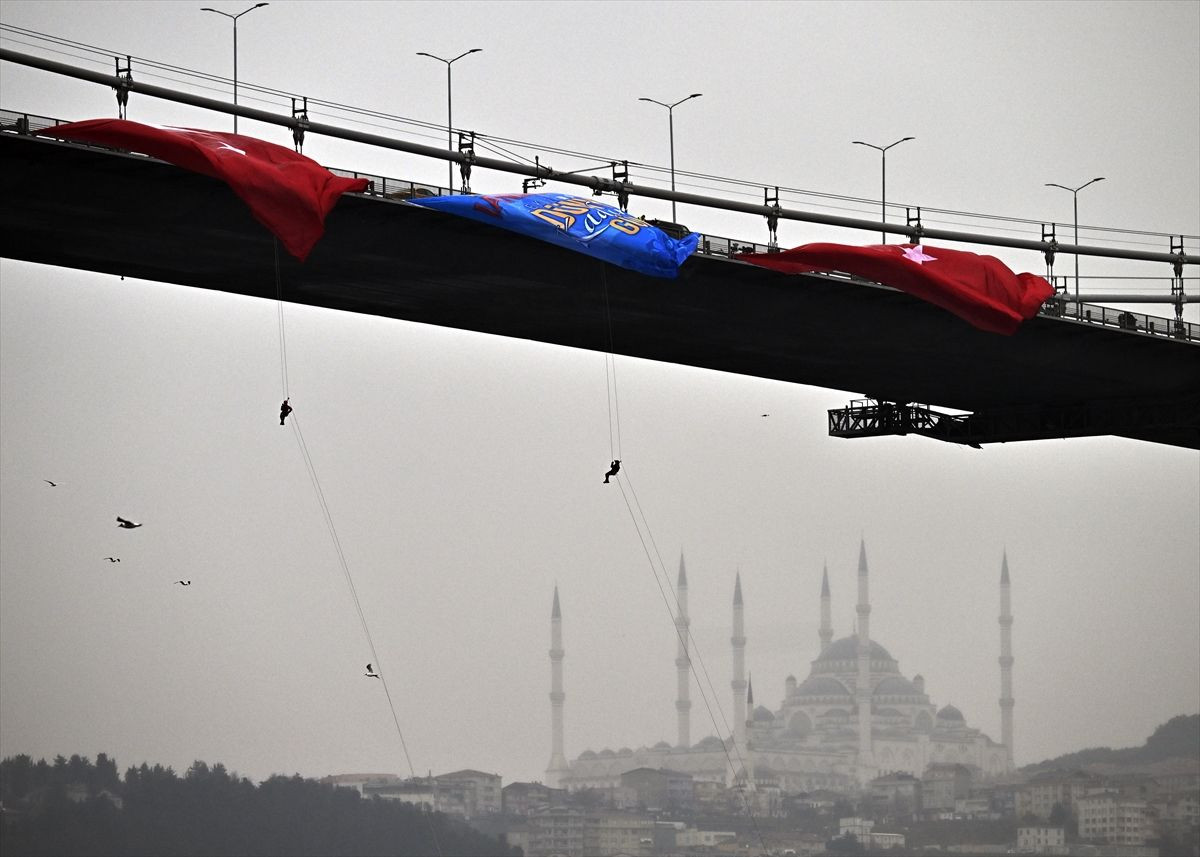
[901,244,937,264]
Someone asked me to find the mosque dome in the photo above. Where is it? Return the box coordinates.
[599,748,616,757]
[652,741,671,750]
[937,704,965,721]
[874,676,918,696]
[579,750,597,760]
[694,735,725,750]
[814,635,895,664]
[618,748,633,756]
[752,705,776,722]
[796,676,852,697]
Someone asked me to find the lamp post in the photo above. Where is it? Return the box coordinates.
[417,48,482,193]
[200,3,269,134]
[638,93,702,223]
[852,136,915,243]
[1045,177,1105,301]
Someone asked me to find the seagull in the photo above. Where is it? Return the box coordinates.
[103,557,121,563]
[365,663,380,679]
[175,580,191,586]
[43,480,58,487]
[761,414,770,418]
[116,517,142,529]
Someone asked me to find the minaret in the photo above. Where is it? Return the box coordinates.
[731,573,747,749]
[999,551,1015,767]
[855,539,875,780]
[546,587,569,786]
[743,673,756,789]
[675,553,692,749]
[819,563,833,653]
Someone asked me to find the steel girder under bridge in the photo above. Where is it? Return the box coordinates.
[1,131,1197,450]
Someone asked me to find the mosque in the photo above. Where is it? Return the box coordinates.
[545,542,1015,792]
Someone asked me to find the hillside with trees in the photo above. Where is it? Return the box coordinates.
[1022,714,1200,773]
[0,753,519,856]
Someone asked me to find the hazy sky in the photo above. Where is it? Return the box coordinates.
[1,1,1197,787]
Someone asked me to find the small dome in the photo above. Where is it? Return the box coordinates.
[786,674,797,683]
[694,735,725,750]
[874,676,918,696]
[813,635,895,663]
[599,748,616,757]
[752,705,775,722]
[796,676,852,697]
[618,747,633,756]
[579,750,597,760]
[652,741,671,750]
[937,704,964,721]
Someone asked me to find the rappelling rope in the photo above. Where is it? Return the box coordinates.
[274,239,290,399]
[621,468,746,757]
[600,264,623,461]
[599,265,767,845]
[272,242,441,857]
[614,471,770,850]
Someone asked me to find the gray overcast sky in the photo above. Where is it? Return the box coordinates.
[1,1,1197,786]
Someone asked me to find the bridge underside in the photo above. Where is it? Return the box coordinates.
[2,132,1197,449]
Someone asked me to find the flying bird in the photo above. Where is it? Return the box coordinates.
[103,557,121,563]
[761,414,770,418]
[116,517,142,529]
[43,480,57,487]
[365,664,380,679]
[175,580,191,586]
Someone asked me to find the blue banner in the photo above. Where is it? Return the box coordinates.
[412,192,698,279]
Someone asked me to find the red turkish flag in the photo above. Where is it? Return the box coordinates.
[41,119,368,261]
[737,243,1054,335]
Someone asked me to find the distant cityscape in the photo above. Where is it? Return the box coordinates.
[290,544,1198,857]
[316,745,1199,857]
[2,550,1197,856]
[3,732,1197,856]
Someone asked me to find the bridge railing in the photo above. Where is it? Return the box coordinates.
[4,108,1196,343]
[0,108,63,135]
[1040,296,1197,340]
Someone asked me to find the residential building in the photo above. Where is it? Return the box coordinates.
[523,807,654,857]
[319,773,399,795]
[501,781,565,817]
[838,816,906,851]
[1015,769,1098,821]
[365,779,435,810]
[1016,826,1065,853]
[869,771,921,817]
[619,767,694,812]
[434,769,501,817]
[923,763,973,816]
[1077,792,1152,847]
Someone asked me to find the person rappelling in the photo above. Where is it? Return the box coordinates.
[279,398,293,426]
[603,459,621,483]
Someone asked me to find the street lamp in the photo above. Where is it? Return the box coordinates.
[638,93,702,223]
[1045,177,1106,301]
[200,3,269,134]
[416,48,482,193]
[852,136,915,243]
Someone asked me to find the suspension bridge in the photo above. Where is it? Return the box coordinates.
[1,39,1198,451]
[2,120,1196,450]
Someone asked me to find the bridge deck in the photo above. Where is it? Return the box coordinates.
[1,131,1196,448]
